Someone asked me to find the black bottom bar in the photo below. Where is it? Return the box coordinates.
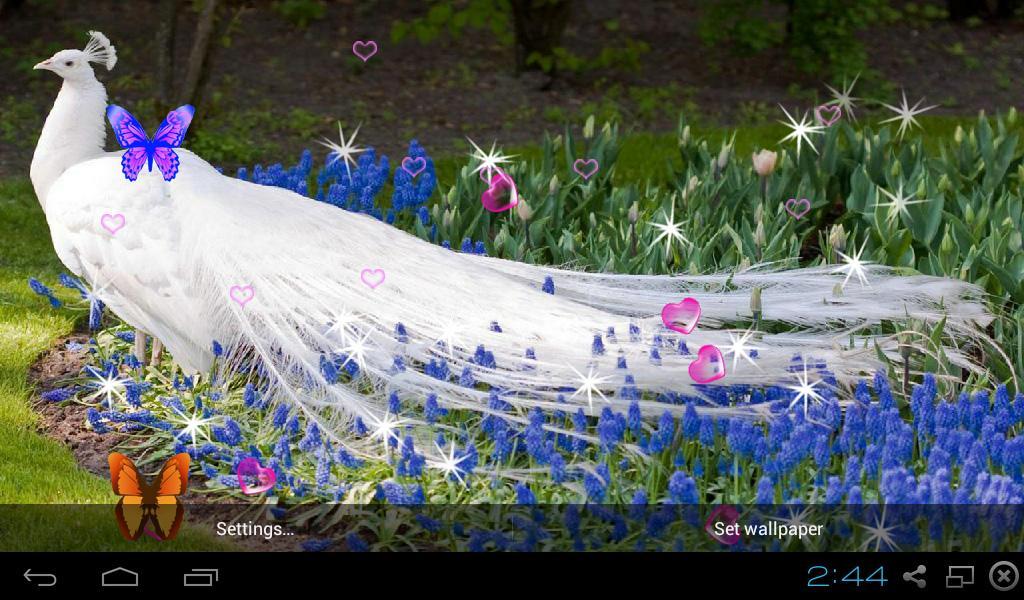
[6,551,1022,596]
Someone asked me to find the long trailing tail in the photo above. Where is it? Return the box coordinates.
[144,162,995,460]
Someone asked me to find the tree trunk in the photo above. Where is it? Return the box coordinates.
[156,0,179,112]
[509,0,571,77]
[180,0,219,106]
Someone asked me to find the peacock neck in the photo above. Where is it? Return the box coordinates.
[30,77,108,209]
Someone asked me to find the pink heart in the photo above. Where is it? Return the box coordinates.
[100,213,125,235]
[815,104,842,127]
[704,505,741,545]
[661,297,702,334]
[785,198,811,220]
[401,156,426,178]
[573,158,599,180]
[688,344,726,384]
[352,40,378,62]
[480,168,519,213]
[360,268,386,289]
[229,284,255,308]
[237,457,276,495]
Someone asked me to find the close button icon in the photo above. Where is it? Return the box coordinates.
[989,561,1019,592]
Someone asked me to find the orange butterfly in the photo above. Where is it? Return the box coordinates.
[108,452,190,541]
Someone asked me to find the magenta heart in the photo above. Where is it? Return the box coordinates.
[352,40,378,62]
[100,213,125,235]
[661,297,702,334]
[237,457,276,495]
[480,168,519,213]
[573,158,599,180]
[785,198,811,220]
[401,156,426,178]
[688,344,726,384]
[704,505,741,546]
[815,104,842,127]
[360,268,386,289]
[229,284,255,308]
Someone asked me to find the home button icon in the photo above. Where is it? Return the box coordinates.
[101,567,139,587]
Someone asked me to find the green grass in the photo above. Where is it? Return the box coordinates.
[0,179,230,550]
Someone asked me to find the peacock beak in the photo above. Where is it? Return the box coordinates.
[33,60,53,71]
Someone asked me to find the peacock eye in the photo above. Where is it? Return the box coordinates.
[65,61,73,67]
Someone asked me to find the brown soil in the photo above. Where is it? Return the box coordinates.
[2,1,1023,178]
[27,334,125,477]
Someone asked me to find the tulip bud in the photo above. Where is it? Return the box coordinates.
[516,198,533,221]
[754,220,766,248]
[915,179,927,199]
[938,174,952,194]
[552,135,563,150]
[584,115,595,139]
[446,185,457,206]
[628,201,639,224]
[1008,106,1017,126]
[717,142,731,170]
[686,176,699,196]
[589,212,597,229]
[890,160,902,178]
[750,287,762,320]
[549,174,560,195]
[751,149,778,177]
[443,208,453,228]
[680,125,691,146]
[940,229,955,255]
[828,224,847,255]
[754,203,764,223]
[954,125,964,144]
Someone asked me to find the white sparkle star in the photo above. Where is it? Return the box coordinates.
[339,330,374,374]
[325,307,360,343]
[568,363,613,414]
[786,359,826,418]
[170,405,218,450]
[319,122,366,180]
[467,137,515,182]
[778,105,825,157]
[832,239,872,289]
[648,202,691,257]
[723,328,761,373]
[365,410,408,451]
[875,183,930,225]
[858,505,900,551]
[427,441,470,485]
[433,317,464,360]
[880,91,938,140]
[82,365,129,406]
[824,73,861,122]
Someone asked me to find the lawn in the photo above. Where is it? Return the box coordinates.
[0,178,230,550]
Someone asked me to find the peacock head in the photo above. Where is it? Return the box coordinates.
[34,30,117,83]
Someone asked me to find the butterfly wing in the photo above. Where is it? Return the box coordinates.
[109,452,144,496]
[149,452,190,540]
[152,105,195,148]
[150,105,194,181]
[156,452,190,496]
[152,147,181,181]
[106,105,149,149]
[120,147,148,181]
[114,497,147,541]
[109,453,147,540]
[149,497,185,540]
